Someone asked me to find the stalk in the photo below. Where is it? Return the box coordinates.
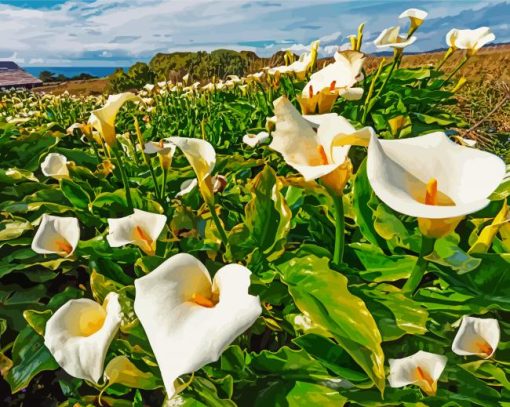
[111,146,133,211]
[331,193,345,267]
[133,117,161,199]
[361,58,386,123]
[403,236,436,295]
[372,49,401,101]
[441,56,469,88]
[435,47,454,71]
[207,201,228,247]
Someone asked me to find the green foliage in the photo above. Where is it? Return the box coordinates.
[0,44,508,406]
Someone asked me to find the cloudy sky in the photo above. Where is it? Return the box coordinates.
[0,0,508,67]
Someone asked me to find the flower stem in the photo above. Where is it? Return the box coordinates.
[361,57,386,123]
[441,56,469,88]
[403,235,436,295]
[160,166,168,203]
[331,193,345,267]
[133,116,161,199]
[111,146,133,211]
[207,201,228,247]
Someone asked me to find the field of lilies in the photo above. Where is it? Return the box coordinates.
[0,9,509,407]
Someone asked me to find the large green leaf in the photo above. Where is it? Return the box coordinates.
[5,326,59,393]
[276,250,386,393]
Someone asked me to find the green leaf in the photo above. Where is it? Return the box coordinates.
[23,310,52,336]
[254,380,347,407]
[277,250,386,393]
[60,178,91,210]
[5,326,59,393]
[242,165,291,260]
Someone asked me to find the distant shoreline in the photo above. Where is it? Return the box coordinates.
[23,66,128,79]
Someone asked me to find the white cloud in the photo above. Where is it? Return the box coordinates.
[0,0,507,66]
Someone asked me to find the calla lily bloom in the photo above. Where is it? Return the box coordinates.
[388,351,447,396]
[166,137,216,204]
[452,316,500,358]
[107,209,167,255]
[41,153,69,179]
[268,41,319,80]
[44,292,122,383]
[88,93,141,146]
[134,253,261,399]
[243,131,270,147]
[446,27,495,55]
[176,175,227,198]
[399,8,428,31]
[299,50,365,114]
[374,26,416,49]
[31,214,80,257]
[270,96,373,194]
[366,132,506,238]
[144,140,177,169]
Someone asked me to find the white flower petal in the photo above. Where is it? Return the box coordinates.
[339,87,364,100]
[452,316,500,358]
[134,254,261,399]
[31,214,80,256]
[144,141,176,156]
[375,26,417,49]
[176,178,199,197]
[447,27,495,51]
[44,292,122,383]
[166,137,216,182]
[107,209,166,249]
[388,350,447,388]
[270,96,322,167]
[41,153,69,179]
[243,131,270,148]
[399,8,428,21]
[367,132,506,218]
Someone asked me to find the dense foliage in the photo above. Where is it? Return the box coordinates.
[0,19,509,407]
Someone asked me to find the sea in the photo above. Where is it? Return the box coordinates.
[23,66,128,79]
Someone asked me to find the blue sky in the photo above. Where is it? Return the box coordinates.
[0,0,508,67]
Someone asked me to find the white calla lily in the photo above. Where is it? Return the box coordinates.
[44,292,122,383]
[299,51,365,114]
[107,209,167,255]
[31,214,80,257]
[446,27,495,55]
[452,316,500,358]
[176,178,198,197]
[374,26,417,49]
[143,140,177,169]
[243,131,270,147]
[166,136,216,203]
[270,96,373,194]
[88,92,141,146]
[41,153,69,179]
[134,253,261,399]
[366,132,505,237]
[388,351,447,396]
[399,8,428,31]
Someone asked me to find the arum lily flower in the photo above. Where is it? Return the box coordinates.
[176,178,199,198]
[452,316,499,358]
[399,8,428,33]
[374,26,416,49]
[243,131,270,147]
[144,140,177,169]
[268,41,319,80]
[446,27,495,55]
[44,293,122,383]
[134,253,261,399]
[107,209,167,255]
[41,153,69,179]
[88,92,141,146]
[270,96,373,195]
[299,51,365,114]
[176,175,227,198]
[366,131,506,238]
[388,351,447,396]
[166,137,216,205]
[31,214,80,257]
